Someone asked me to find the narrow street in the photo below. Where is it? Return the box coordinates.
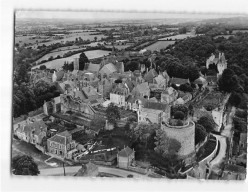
[209,106,235,175]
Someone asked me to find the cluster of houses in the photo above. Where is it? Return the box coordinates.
[14,51,242,178]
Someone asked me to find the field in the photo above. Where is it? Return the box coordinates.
[144,41,175,51]
[105,43,133,50]
[35,47,86,64]
[30,32,106,49]
[32,50,111,70]
[15,35,49,46]
[158,33,198,40]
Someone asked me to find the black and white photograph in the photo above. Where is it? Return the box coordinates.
[1,0,248,192]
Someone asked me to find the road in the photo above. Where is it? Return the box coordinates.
[209,106,235,173]
[39,165,158,178]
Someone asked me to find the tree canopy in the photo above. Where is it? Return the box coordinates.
[12,155,40,176]
[79,52,89,70]
[106,103,120,125]
[197,115,216,133]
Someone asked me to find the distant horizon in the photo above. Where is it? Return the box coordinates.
[15,10,248,21]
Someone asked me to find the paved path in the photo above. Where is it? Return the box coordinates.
[39,166,157,178]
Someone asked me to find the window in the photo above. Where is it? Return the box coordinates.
[59,144,62,149]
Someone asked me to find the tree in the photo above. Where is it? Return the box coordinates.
[171,105,188,119]
[174,111,185,120]
[79,52,89,70]
[12,155,40,175]
[39,65,46,70]
[197,115,216,133]
[179,83,193,92]
[228,92,241,107]
[195,124,208,145]
[94,36,97,42]
[132,123,159,149]
[154,129,181,158]
[179,27,187,34]
[90,116,106,132]
[106,103,120,125]
[218,68,239,92]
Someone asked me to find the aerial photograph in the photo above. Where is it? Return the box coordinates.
[11,9,248,180]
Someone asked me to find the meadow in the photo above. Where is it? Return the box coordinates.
[158,33,197,40]
[32,50,111,70]
[144,41,175,51]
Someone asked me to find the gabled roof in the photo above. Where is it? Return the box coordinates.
[194,77,207,85]
[56,70,65,81]
[86,63,101,72]
[48,130,71,145]
[144,69,158,83]
[99,63,117,75]
[118,146,134,157]
[136,82,150,94]
[143,101,168,111]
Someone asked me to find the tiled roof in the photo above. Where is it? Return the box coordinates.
[144,69,158,83]
[86,63,101,72]
[118,146,134,157]
[136,82,150,93]
[100,63,117,75]
[194,77,207,85]
[48,134,66,145]
[143,101,168,111]
[56,70,65,81]
[58,130,71,137]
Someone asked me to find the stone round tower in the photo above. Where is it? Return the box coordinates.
[161,120,195,158]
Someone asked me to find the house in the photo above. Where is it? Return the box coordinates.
[97,78,113,98]
[131,82,150,99]
[161,87,178,104]
[126,95,147,111]
[117,146,135,169]
[194,76,208,89]
[144,69,158,84]
[99,63,117,78]
[84,62,101,73]
[206,53,227,76]
[14,120,47,144]
[154,74,167,89]
[47,130,77,159]
[52,70,65,82]
[138,101,170,124]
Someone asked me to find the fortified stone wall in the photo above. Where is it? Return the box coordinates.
[161,121,195,157]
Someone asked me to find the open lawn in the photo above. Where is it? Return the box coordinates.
[144,41,175,51]
[35,47,86,64]
[32,50,111,70]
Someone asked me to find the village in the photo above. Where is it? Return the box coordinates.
[12,42,247,179]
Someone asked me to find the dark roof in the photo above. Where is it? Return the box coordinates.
[48,134,66,145]
[170,77,189,85]
[118,146,134,157]
[144,69,158,83]
[143,101,168,111]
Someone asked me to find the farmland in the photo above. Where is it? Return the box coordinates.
[32,50,111,70]
[158,33,198,40]
[28,32,106,49]
[35,47,86,64]
[144,40,175,51]
[15,35,50,46]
